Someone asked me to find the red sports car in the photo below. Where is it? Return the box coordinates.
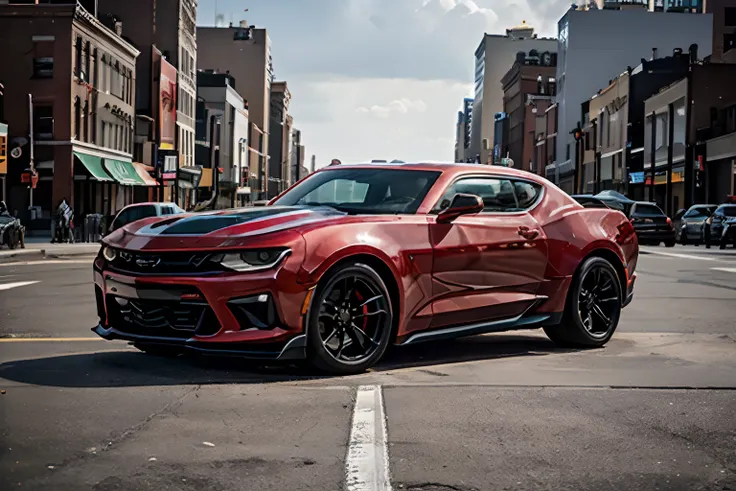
[93,163,638,374]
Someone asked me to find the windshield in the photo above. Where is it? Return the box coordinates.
[272,168,442,214]
[719,205,736,218]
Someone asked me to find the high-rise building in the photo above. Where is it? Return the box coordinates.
[97,0,198,182]
[469,22,556,165]
[198,23,273,201]
[268,81,291,198]
[454,97,473,162]
[552,5,712,189]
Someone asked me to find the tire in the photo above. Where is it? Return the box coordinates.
[543,256,623,348]
[306,262,394,375]
[665,240,676,248]
[134,343,183,357]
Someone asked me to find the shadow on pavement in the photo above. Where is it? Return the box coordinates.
[0,333,578,388]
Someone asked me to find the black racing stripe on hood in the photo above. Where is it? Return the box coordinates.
[158,207,304,235]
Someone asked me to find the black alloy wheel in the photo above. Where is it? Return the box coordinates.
[576,265,621,340]
[306,262,393,374]
[544,257,622,348]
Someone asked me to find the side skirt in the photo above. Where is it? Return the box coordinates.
[399,310,562,346]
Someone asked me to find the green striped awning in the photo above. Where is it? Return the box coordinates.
[74,152,114,182]
[104,158,145,185]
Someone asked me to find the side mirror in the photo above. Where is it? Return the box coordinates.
[674,209,686,220]
[437,193,484,223]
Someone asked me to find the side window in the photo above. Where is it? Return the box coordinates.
[512,181,542,209]
[434,177,520,213]
[136,205,158,220]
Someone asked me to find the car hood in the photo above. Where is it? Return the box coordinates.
[103,206,349,250]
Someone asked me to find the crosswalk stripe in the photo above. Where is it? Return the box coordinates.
[346,385,392,491]
[712,267,736,274]
[0,280,40,291]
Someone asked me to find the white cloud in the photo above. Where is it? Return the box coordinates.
[356,98,428,118]
[288,77,472,165]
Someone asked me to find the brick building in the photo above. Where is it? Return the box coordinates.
[0,2,141,230]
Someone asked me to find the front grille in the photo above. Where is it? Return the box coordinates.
[108,251,220,275]
[106,295,222,338]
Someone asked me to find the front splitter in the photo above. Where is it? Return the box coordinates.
[92,324,307,360]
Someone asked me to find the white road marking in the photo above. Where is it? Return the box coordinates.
[0,280,40,291]
[639,249,717,261]
[712,267,736,274]
[0,259,93,267]
[346,385,392,491]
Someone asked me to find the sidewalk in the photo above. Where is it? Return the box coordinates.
[0,237,100,262]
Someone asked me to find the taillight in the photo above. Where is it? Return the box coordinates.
[666,217,673,227]
[617,220,636,243]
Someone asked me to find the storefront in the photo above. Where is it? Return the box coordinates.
[705,132,736,204]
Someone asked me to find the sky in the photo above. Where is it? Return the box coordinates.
[198,0,572,168]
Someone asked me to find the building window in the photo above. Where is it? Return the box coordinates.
[92,48,98,87]
[82,100,89,142]
[91,107,97,144]
[34,104,54,141]
[75,37,83,80]
[725,33,736,55]
[84,41,91,83]
[32,37,54,79]
[74,98,81,140]
[725,7,736,27]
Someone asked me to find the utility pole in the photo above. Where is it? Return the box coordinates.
[28,94,35,208]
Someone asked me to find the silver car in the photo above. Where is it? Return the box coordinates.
[677,204,716,245]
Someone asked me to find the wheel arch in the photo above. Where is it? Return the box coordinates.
[576,246,627,298]
[308,252,403,342]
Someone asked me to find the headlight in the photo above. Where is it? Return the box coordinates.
[102,246,117,261]
[208,248,290,272]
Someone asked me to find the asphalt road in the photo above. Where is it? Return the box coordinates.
[0,247,735,490]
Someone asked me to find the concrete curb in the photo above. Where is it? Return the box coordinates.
[0,246,99,263]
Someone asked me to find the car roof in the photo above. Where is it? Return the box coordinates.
[317,162,543,180]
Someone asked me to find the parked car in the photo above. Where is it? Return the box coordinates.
[628,202,676,247]
[94,162,639,374]
[108,202,185,234]
[675,204,717,245]
[704,204,736,249]
[571,193,675,246]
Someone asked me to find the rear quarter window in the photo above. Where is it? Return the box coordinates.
[513,181,542,209]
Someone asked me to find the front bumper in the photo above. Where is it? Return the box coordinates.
[92,254,312,360]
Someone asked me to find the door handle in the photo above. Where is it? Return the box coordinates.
[517,226,539,240]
